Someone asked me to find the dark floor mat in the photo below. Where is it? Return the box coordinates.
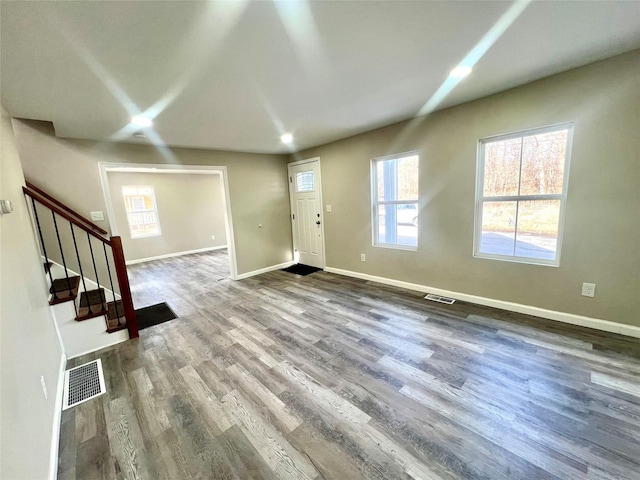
[281,264,322,276]
[135,302,178,330]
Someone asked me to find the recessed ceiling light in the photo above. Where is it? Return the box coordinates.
[449,66,472,78]
[133,131,147,138]
[131,115,152,127]
[280,133,293,144]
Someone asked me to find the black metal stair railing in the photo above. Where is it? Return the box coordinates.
[23,183,137,338]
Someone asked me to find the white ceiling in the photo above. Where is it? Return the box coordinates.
[2,1,639,154]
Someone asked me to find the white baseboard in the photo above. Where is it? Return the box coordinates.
[236,261,296,280]
[125,245,228,265]
[324,267,640,339]
[49,352,66,480]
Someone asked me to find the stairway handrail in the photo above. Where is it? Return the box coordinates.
[24,184,139,339]
[23,186,112,246]
[25,181,108,235]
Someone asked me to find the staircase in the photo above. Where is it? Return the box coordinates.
[24,181,138,357]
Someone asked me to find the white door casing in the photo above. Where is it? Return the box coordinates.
[288,159,325,269]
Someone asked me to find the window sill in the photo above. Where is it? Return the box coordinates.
[473,252,559,267]
[373,243,418,252]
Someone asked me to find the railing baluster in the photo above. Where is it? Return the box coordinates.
[31,198,57,300]
[52,211,72,295]
[86,232,105,311]
[103,243,121,326]
[70,224,91,315]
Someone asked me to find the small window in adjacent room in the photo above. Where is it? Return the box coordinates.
[474,124,573,266]
[372,152,419,249]
[122,185,161,238]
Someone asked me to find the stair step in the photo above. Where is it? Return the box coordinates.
[76,289,108,321]
[106,300,127,333]
[49,276,81,305]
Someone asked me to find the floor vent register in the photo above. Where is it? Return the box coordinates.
[62,359,106,410]
[424,293,456,305]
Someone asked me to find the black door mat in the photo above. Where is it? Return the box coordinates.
[281,264,322,276]
[135,302,178,330]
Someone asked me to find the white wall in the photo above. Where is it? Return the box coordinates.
[0,106,64,478]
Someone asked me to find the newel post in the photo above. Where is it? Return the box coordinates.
[110,236,139,339]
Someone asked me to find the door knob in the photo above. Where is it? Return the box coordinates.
[316,220,321,225]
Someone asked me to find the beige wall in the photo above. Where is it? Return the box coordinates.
[1,106,64,478]
[12,122,293,275]
[294,50,640,328]
[107,172,227,262]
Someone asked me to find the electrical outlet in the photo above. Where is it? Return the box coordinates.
[360,253,366,262]
[211,235,216,240]
[40,375,48,400]
[581,282,596,298]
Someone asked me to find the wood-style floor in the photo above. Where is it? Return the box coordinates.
[58,251,640,480]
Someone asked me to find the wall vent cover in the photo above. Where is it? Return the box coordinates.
[63,359,106,410]
[425,293,456,305]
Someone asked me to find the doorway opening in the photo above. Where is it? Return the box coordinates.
[98,163,238,314]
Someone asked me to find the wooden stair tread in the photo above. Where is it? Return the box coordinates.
[106,300,127,333]
[75,289,108,321]
[76,306,109,321]
[49,276,81,305]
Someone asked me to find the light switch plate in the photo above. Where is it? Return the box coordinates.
[90,211,104,221]
[326,205,332,212]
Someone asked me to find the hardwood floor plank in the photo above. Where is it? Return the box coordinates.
[591,371,640,398]
[226,328,280,368]
[275,361,371,427]
[104,397,151,480]
[226,363,302,432]
[178,364,236,432]
[217,425,279,480]
[221,389,319,480]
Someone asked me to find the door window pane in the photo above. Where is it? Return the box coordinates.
[296,171,314,192]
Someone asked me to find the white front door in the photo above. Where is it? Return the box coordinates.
[288,159,325,268]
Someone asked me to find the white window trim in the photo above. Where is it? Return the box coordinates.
[473,123,573,267]
[371,151,419,251]
[122,185,162,239]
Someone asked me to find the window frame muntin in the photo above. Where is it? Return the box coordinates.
[371,151,419,251]
[122,185,162,239]
[473,122,573,267]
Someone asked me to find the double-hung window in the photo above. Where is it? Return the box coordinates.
[122,185,161,239]
[474,124,572,265]
[372,152,419,249]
